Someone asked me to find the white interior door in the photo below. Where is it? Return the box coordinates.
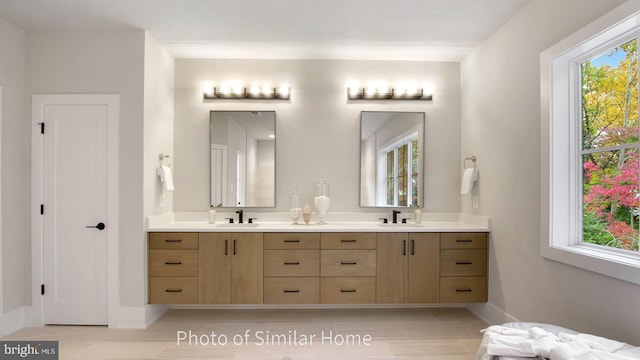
[42,103,108,325]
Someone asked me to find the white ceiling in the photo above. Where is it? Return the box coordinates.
[0,0,532,61]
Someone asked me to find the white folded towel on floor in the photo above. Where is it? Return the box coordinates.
[158,165,175,192]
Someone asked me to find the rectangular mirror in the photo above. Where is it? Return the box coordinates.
[360,111,424,207]
[210,111,276,207]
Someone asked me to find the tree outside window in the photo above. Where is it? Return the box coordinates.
[581,38,639,252]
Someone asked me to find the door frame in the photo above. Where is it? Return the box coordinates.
[30,94,119,327]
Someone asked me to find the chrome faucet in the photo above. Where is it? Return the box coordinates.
[236,209,244,224]
[392,210,401,224]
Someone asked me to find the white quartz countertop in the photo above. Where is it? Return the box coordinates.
[146,212,490,233]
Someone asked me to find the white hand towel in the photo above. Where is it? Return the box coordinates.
[461,168,478,194]
[158,165,175,192]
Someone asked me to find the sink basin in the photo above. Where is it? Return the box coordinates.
[213,223,260,228]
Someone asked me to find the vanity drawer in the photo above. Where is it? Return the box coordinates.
[439,277,487,303]
[264,250,320,276]
[149,250,198,276]
[264,233,320,250]
[264,277,320,304]
[321,250,376,276]
[321,233,376,249]
[149,232,199,250]
[440,249,487,276]
[149,277,198,304]
[440,233,487,250]
[320,277,376,303]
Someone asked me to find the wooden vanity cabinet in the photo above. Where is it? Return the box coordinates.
[439,232,488,303]
[198,232,263,304]
[148,232,199,304]
[376,233,440,303]
[148,230,488,305]
[320,232,377,304]
[263,233,320,304]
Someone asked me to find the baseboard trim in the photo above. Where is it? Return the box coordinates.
[466,302,519,325]
[115,306,149,329]
[145,304,168,327]
[169,303,466,310]
[0,307,25,336]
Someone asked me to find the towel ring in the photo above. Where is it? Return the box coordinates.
[159,153,171,167]
[464,156,477,169]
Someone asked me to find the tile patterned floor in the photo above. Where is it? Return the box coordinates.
[1,308,487,360]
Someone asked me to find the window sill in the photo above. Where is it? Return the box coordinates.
[541,243,640,286]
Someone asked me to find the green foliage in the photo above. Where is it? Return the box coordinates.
[583,210,617,247]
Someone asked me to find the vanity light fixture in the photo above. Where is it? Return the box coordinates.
[203,83,290,100]
[347,85,433,100]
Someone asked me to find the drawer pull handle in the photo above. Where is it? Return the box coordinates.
[456,239,473,243]
[341,239,357,243]
[165,289,183,293]
[411,240,415,255]
[284,262,300,265]
[455,289,473,293]
[340,261,357,265]
[403,240,406,256]
[284,240,300,243]
[283,289,300,293]
[340,289,357,293]
[456,261,473,265]
[165,261,183,265]
[165,239,182,243]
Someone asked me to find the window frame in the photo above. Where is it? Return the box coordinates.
[541,2,640,286]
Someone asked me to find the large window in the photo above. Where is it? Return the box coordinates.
[542,4,640,285]
[581,39,639,253]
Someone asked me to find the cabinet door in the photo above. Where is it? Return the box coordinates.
[376,233,408,303]
[408,233,440,303]
[199,233,230,304]
[230,232,263,304]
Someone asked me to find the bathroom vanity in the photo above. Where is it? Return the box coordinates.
[147,217,489,305]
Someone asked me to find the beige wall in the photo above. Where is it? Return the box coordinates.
[174,59,462,213]
[0,16,26,314]
[26,30,146,307]
[144,33,175,217]
[461,0,640,344]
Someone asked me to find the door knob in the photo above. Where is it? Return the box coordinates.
[86,222,106,230]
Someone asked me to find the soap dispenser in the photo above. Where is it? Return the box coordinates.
[414,205,422,224]
[208,206,216,224]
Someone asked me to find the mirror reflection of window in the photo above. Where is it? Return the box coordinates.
[360,111,424,208]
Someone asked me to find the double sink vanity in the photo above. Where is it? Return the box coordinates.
[148,110,489,306]
[147,214,490,306]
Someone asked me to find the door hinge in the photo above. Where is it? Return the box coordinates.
[38,122,44,134]
[41,284,45,295]
[40,204,44,215]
